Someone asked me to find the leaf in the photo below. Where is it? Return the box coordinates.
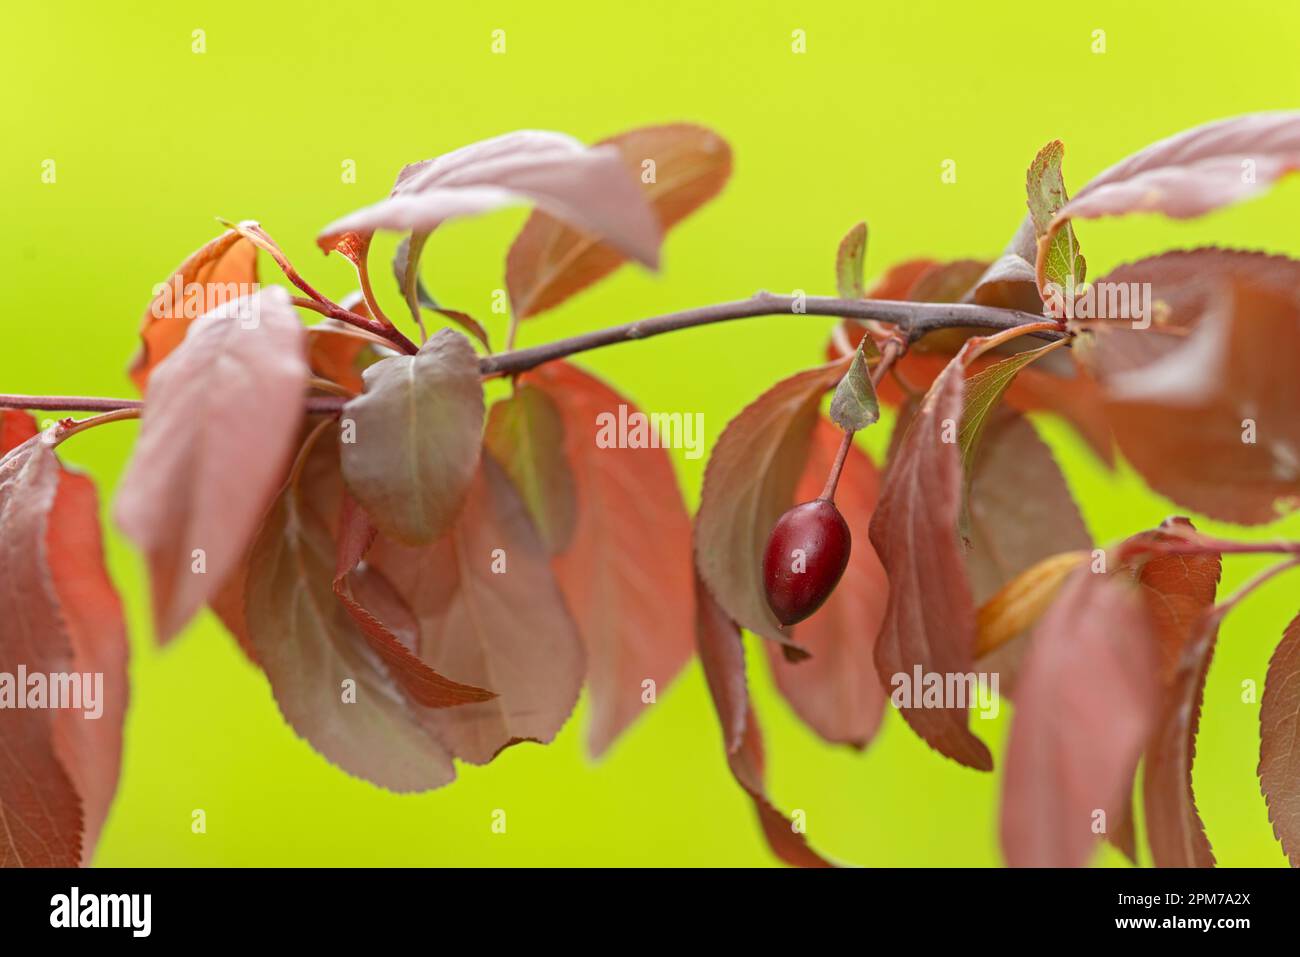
[966,217,1044,313]
[958,341,1067,480]
[0,434,126,868]
[1026,140,1085,294]
[333,494,495,708]
[45,468,130,865]
[966,409,1093,693]
[869,346,992,770]
[320,130,662,270]
[694,359,849,654]
[0,432,83,866]
[483,383,578,554]
[1119,518,1221,867]
[1076,250,1300,524]
[975,550,1090,658]
[1130,518,1224,679]
[0,410,38,451]
[835,222,867,300]
[209,559,258,664]
[1144,608,1222,869]
[392,235,492,351]
[827,339,879,432]
[765,418,887,748]
[339,328,484,545]
[507,123,729,318]
[244,427,456,792]
[306,320,386,395]
[115,286,308,642]
[523,361,696,757]
[1260,612,1300,866]
[1000,567,1160,867]
[1051,111,1300,237]
[130,230,259,391]
[695,576,832,867]
[367,455,586,764]
[908,259,990,305]
[876,341,1115,466]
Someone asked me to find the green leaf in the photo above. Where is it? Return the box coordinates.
[835,221,867,300]
[393,234,491,350]
[958,345,1058,474]
[1026,141,1085,292]
[957,340,1066,537]
[828,339,879,432]
[483,382,578,554]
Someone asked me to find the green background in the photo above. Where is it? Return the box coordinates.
[4,0,1299,866]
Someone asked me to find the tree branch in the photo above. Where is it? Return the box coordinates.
[478,292,1060,377]
[0,292,1060,415]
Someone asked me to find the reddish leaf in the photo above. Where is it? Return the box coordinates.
[245,427,456,792]
[115,287,308,642]
[1122,517,1222,867]
[209,559,257,664]
[869,258,937,300]
[695,577,832,867]
[1053,111,1300,236]
[333,494,494,708]
[764,418,887,748]
[908,259,990,305]
[507,123,729,318]
[1133,518,1223,680]
[695,360,849,655]
[130,230,259,391]
[340,328,483,545]
[965,218,1043,313]
[1144,609,1222,868]
[965,409,1093,698]
[320,130,662,269]
[306,320,386,395]
[965,408,1091,605]
[0,433,83,866]
[1077,251,1300,523]
[483,383,578,555]
[1260,612,1300,866]
[1000,568,1160,867]
[0,410,38,452]
[1000,364,1114,465]
[46,468,130,864]
[869,347,992,770]
[367,455,585,764]
[524,362,695,757]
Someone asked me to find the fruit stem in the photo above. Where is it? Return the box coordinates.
[818,336,905,501]
[819,430,854,502]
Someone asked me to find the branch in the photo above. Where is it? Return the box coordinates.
[0,394,346,414]
[478,292,1061,377]
[0,292,1060,415]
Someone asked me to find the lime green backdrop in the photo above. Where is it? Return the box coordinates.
[4,0,1299,866]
